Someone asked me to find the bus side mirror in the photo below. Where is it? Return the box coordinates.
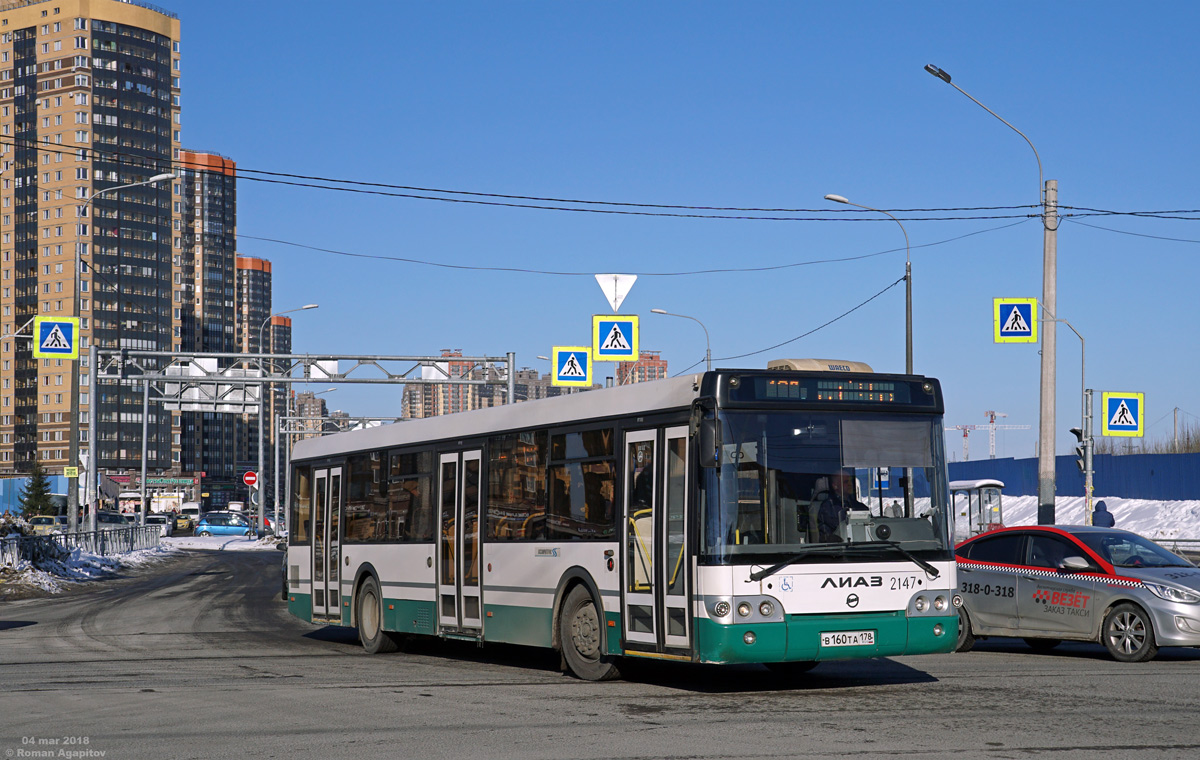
[698,417,720,468]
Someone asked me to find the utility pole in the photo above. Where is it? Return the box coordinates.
[1038,179,1059,525]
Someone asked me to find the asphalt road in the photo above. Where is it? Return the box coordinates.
[3,549,1200,760]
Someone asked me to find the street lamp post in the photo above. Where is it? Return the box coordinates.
[650,309,711,371]
[257,304,318,537]
[925,64,1059,525]
[823,195,912,374]
[71,172,174,534]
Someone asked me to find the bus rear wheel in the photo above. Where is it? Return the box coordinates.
[560,585,620,681]
[357,576,400,654]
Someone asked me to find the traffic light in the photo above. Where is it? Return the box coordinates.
[1070,427,1085,472]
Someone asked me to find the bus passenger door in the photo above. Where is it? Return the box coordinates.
[623,430,657,646]
[437,450,483,634]
[661,426,690,650]
[622,427,693,653]
[311,466,342,620]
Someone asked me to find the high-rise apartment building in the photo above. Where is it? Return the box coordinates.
[0,0,181,477]
[177,149,236,504]
[616,350,668,386]
[294,389,329,441]
[233,255,285,507]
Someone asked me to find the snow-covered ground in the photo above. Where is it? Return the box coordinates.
[161,534,281,552]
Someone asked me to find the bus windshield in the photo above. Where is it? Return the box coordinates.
[701,410,950,564]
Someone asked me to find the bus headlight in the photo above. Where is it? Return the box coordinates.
[743,631,757,645]
[952,594,963,608]
[737,602,752,617]
[914,596,928,612]
[713,601,731,617]
[759,601,774,617]
[934,595,948,611]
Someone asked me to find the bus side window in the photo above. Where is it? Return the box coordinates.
[292,467,312,544]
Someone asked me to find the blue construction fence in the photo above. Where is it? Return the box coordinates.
[946,452,1200,500]
[0,475,69,515]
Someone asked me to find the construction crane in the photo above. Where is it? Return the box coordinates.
[948,425,981,460]
[983,411,1031,459]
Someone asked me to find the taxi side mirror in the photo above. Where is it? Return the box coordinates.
[1060,556,1090,572]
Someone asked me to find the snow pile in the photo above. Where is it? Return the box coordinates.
[1002,496,1200,540]
[0,542,176,598]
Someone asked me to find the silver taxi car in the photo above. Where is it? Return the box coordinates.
[955,525,1200,662]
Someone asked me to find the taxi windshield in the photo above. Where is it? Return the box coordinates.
[700,410,951,564]
[1076,531,1193,569]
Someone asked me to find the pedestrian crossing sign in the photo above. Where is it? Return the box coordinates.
[591,314,639,362]
[1101,391,1144,437]
[993,298,1037,343]
[33,316,80,359]
[552,346,593,388]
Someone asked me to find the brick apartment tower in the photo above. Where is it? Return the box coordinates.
[616,350,668,386]
[0,0,180,480]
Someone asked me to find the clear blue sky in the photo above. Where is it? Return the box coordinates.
[173,1,1200,459]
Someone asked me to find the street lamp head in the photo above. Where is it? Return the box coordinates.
[301,303,319,310]
[924,64,952,84]
[650,308,668,315]
[148,173,175,183]
[536,355,550,361]
[824,194,850,205]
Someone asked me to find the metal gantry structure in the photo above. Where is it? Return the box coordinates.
[82,348,516,533]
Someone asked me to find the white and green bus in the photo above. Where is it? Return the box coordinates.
[285,358,960,680]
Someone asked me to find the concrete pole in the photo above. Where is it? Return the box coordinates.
[139,380,149,524]
[1084,389,1094,524]
[507,352,516,404]
[1037,180,1058,525]
[87,343,97,532]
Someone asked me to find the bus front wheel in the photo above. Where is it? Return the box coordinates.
[560,585,620,681]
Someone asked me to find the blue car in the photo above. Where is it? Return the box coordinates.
[195,512,254,537]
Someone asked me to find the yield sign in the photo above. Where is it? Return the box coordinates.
[595,274,637,312]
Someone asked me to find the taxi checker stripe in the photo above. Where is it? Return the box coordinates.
[958,560,1144,588]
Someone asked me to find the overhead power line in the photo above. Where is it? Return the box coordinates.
[240,218,1031,278]
[673,275,906,375]
[1064,219,1200,244]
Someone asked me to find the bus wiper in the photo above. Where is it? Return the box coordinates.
[748,545,852,582]
[842,541,940,579]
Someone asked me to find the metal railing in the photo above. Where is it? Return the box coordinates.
[1,525,161,568]
[1160,538,1200,558]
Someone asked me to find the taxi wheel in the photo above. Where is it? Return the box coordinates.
[956,607,976,653]
[1023,638,1061,652]
[1102,603,1159,663]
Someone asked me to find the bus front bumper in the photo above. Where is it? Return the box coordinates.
[695,611,957,664]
